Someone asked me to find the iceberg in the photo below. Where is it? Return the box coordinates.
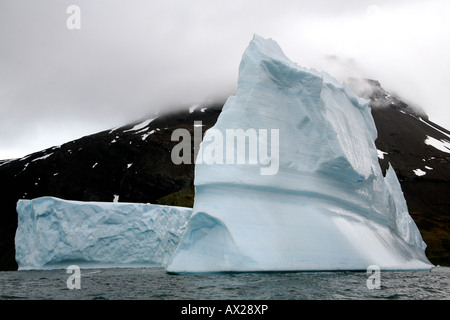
[166,35,433,273]
[14,35,433,273]
[15,197,191,270]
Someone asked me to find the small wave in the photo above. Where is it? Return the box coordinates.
[0,295,28,300]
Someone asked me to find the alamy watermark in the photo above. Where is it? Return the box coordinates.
[171,121,279,175]
[366,265,381,289]
[66,265,81,289]
[66,5,81,30]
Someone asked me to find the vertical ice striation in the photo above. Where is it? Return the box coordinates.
[166,35,433,273]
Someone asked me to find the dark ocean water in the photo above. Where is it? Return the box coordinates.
[0,266,448,300]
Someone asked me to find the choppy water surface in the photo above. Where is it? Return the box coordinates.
[0,266,449,300]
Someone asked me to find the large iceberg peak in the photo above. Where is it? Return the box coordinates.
[239,34,324,97]
[167,35,432,273]
[197,34,381,190]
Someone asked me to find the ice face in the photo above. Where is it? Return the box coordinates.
[384,164,427,250]
[166,35,433,273]
[15,197,191,270]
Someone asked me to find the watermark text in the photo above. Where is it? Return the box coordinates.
[366,265,381,289]
[171,122,279,175]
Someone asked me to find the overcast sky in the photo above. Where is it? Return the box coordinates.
[1,0,449,159]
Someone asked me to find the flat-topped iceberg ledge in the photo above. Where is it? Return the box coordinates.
[15,197,191,270]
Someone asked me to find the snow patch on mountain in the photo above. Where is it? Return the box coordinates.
[377,149,388,159]
[413,169,427,176]
[424,135,450,154]
[123,118,157,133]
